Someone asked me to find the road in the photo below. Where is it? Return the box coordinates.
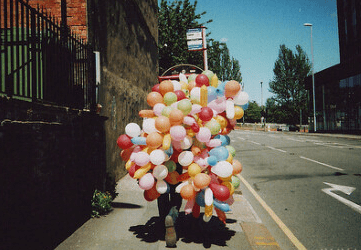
[230,130,361,250]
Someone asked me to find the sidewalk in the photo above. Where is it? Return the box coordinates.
[55,174,281,250]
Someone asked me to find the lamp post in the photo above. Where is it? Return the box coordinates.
[304,23,316,132]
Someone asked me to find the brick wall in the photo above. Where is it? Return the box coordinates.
[1,0,88,41]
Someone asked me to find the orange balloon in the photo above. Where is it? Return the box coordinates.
[146,132,163,148]
[232,159,243,175]
[188,80,196,91]
[165,171,180,185]
[139,110,154,118]
[191,146,201,156]
[177,172,190,182]
[147,92,163,107]
[225,80,241,98]
[159,80,174,96]
[168,109,184,126]
[155,116,171,133]
[180,184,196,200]
[193,173,211,189]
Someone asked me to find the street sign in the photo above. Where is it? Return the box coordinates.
[187,28,203,51]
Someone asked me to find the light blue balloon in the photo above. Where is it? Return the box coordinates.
[216,82,226,97]
[214,135,229,146]
[207,155,218,166]
[209,146,229,161]
[213,199,231,212]
[241,102,249,111]
[131,136,146,145]
[207,86,217,103]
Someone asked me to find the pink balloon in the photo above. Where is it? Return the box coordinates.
[172,140,182,151]
[190,104,202,115]
[134,151,150,166]
[183,116,196,126]
[170,125,186,141]
[139,173,155,190]
[184,197,196,214]
[153,103,165,116]
[196,127,211,143]
[207,98,226,113]
[206,139,222,148]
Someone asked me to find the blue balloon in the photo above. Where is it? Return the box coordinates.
[216,82,226,97]
[241,102,249,111]
[214,135,229,146]
[207,155,218,166]
[196,190,205,207]
[131,136,146,145]
[213,199,231,212]
[165,145,173,158]
[209,146,229,161]
[207,86,217,103]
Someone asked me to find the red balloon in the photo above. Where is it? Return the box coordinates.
[128,164,140,178]
[117,134,133,149]
[174,90,186,101]
[198,107,214,121]
[195,74,209,87]
[191,122,200,133]
[209,183,230,201]
[152,84,160,93]
[144,184,160,201]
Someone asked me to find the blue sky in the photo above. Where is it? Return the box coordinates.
[159,0,340,106]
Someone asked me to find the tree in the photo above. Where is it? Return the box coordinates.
[243,101,261,123]
[158,0,242,84]
[158,0,211,74]
[269,44,311,125]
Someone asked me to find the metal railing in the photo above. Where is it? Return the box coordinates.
[1,0,96,111]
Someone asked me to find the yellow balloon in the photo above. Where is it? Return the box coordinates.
[200,85,208,107]
[219,175,232,182]
[222,181,235,195]
[125,160,134,170]
[162,134,171,150]
[186,129,196,137]
[234,106,244,120]
[226,153,233,163]
[188,163,202,177]
[215,115,228,129]
[210,74,219,88]
[133,163,152,179]
[205,204,213,217]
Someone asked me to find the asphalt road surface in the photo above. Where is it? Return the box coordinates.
[230,130,361,250]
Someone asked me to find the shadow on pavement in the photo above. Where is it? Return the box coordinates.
[129,212,236,248]
[111,201,143,209]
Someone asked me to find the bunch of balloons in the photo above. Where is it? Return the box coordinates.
[117,69,249,224]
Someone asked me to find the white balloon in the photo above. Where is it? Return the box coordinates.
[150,149,166,165]
[152,164,168,180]
[203,214,212,222]
[211,161,233,178]
[204,187,213,206]
[172,80,182,91]
[156,180,169,194]
[178,151,194,167]
[190,87,201,104]
[233,91,249,106]
[125,123,141,138]
[142,118,157,134]
[134,152,150,167]
[190,104,202,115]
[179,73,187,83]
[180,135,193,150]
[153,103,165,116]
[226,99,235,120]
[175,182,188,193]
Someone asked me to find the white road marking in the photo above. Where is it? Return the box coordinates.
[249,141,261,145]
[322,182,361,214]
[299,156,344,171]
[266,146,287,153]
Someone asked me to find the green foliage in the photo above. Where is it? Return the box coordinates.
[91,190,113,218]
[243,101,262,123]
[269,44,311,124]
[158,0,242,83]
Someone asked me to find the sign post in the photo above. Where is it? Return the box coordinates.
[186,27,208,70]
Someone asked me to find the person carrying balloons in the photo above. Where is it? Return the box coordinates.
[117,70,247,247]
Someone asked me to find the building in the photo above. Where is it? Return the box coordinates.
[306,0,361,133]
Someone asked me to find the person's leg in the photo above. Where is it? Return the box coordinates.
[157,193,170,219]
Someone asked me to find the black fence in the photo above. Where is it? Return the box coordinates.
[1,0,96,111]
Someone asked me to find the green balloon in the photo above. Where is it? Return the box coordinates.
[164,160,177,172]
[177,99,192,115]
[205,119,221,135]
[162,106,174,117]
[188,73,197,82]
[164,92,177,106]
[231,175,241,189]
[226,145,236,157]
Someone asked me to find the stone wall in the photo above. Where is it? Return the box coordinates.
[0,98,107,249]
[87,0,158,181]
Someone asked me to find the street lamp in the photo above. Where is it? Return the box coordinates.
[304,23,316,132]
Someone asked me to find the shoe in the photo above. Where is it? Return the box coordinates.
[165,215,177,247]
